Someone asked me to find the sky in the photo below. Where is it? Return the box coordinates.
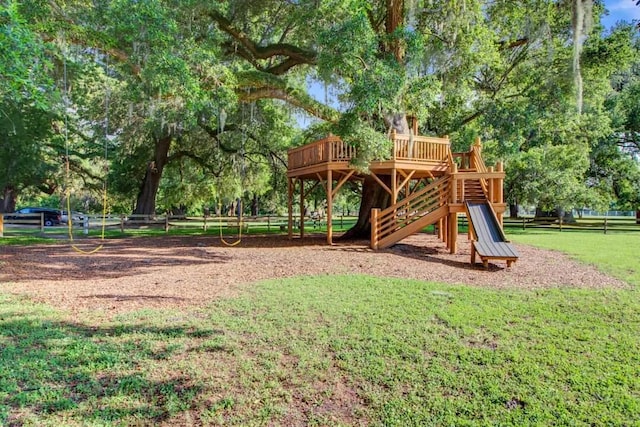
[602,0,640,29]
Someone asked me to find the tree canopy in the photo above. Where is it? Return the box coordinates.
[2,0,638,219]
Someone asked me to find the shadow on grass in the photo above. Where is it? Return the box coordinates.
[0,305,217,425]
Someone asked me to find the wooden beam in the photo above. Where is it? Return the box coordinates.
[300,179,305,238]
[449,212,458,254]
[397,170,415,199]
[369,172,393,196]
[287,178,293,238]
[391,168,397,205]
[327,169,333,245]
[331,170,356,198]
[304,179,321,195]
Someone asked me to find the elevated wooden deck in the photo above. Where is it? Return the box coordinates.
[286,133,509,265]
[287,132,451,180]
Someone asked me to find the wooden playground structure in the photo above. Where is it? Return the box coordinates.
[286,129,519,267]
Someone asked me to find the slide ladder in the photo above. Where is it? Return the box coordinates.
[371,175,451,249]
[465,201,519,267]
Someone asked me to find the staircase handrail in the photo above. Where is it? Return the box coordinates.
[373,175,451,243]
[469,143,489,196]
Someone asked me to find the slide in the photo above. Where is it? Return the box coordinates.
[465,201,519,267]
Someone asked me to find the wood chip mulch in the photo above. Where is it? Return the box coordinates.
[0,233,628,316]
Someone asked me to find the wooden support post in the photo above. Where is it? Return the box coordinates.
[471,242,476,264]
[442,215,449,247]
[326,170,333,244]
[300,179,305,239]
[438,217,444,241]
[488,166,495,203]
[390,129,397,159]
[370,208,379,249]
[449,212,458,254]
[496,161,504,203]
[391,168,397,205]
[287,178,293,239]
[451,163,458,203]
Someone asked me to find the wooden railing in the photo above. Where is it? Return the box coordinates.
[288,134,353,170]
[288,133,451,170]
[371,175,451,249]
[389,132,451,162]
[451,140,504,205]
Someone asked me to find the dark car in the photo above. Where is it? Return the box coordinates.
[13,207,62,226]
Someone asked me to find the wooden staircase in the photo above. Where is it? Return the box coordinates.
[370,175,451,249]
[462,176,487,202]
[371,168,501,250]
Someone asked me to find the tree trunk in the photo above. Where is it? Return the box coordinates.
[341,113,410,240]
[133,135,172,215]
[0,185,17,213]
[636,209,639,225]
[341,175,392,239]
[251,193,259,216]
[509,203,518,219]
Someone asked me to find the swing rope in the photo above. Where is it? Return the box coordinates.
[63,39,109,254]
[217,199,243,247]
[216,93,252,247]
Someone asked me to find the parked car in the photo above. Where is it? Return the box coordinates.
[61,210,86,224]
[11,207,62,226]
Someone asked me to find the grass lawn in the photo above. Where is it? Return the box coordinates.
[1,229,639,425]
[508,229,640,286]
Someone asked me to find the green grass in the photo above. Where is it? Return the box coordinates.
[2,275,639,426]
[507,229,640,286]
[2,227,640,424]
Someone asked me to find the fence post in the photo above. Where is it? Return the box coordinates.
[267,215,270,232]
[165,215,169,233]
[370,208,379,249]
[522,217,526,230]
[559,216,563,232]
[604,217,607,235]
[340,215,343,229]
[40,212,44,232]
[203,215,207,232]
[120,214,125,233]
[83,215,89,235]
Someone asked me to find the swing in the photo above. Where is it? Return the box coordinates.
[215,91,252,247]
[62,40,110,254]
[218,199,243,247]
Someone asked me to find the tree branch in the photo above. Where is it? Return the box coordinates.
[208,10,316,74]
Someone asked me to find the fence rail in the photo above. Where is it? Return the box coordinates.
[0,214,295,237]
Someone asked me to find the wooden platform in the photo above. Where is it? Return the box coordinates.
[286,133,512,266]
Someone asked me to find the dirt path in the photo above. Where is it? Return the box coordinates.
[0,233,627,316]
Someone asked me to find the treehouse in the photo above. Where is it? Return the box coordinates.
[286,130,518,267]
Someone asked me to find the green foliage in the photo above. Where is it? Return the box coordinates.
[0,1,52,105]
[507,142,590,211]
